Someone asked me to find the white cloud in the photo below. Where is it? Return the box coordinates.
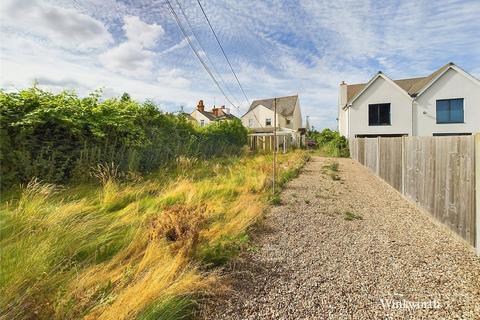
[0,0,112,49]
[99,42,154,76]
[99,15,164,77]
[123,15,164,48]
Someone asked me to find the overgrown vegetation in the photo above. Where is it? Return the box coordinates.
[322,161,341,180]
[344,211,363,221]
[0,149,309,319]
[307,128,349,157]
[0,87,247,189]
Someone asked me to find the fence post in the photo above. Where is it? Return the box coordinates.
[376,137,380,175]
[401,136,406,195]
[475,133,480,255]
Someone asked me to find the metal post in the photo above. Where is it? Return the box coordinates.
[273,98,277,195]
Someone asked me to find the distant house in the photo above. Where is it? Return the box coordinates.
[241,95,305,150]
[338,62,480,138]
[190,100,238,126]
[241,95,302,131]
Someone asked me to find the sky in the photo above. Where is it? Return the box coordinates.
[1,0,480,130]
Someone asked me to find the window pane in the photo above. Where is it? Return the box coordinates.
[369,105,378,125]
[379,104,390,125]
[436,100,450,123]
[450,99,464,122]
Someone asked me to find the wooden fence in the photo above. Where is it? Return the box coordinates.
[349,135,479,253]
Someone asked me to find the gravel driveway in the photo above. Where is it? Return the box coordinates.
[205,156,480,319]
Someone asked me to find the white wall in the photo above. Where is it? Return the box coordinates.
[191,110,211,126]
[242,102,302,130]
[292,98,302,130]
[414,68,480,136]
[348,76,413,138]
[242,104,279,128]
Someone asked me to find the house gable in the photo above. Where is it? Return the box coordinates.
[348,75,413,136]
[414,67,480,136]
[415,64,480,98]
[346,73,413,109]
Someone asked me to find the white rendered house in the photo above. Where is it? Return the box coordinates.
[242,95,302,131]
[241,95,305,149]
[338,63,480,138]
[190,100,238,126]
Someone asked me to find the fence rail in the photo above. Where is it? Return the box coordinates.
[349,135,479,253]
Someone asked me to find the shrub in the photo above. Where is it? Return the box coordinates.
[0,87,248,189]
[307,128,349,157]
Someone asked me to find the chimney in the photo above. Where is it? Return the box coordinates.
[212,107,220,116]
[221,105,230,114]
[339,81,348,108]
[197,100,205,112]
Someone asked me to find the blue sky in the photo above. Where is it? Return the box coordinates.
[1,0,480,129]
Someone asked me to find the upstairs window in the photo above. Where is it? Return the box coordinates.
[248,118,253,127]
[369,103,391,126]
[436,98,464,124]
[286,119,291,125]
[265,118,272,126]
[200,120,205,127]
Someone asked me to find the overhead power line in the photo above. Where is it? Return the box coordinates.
[165,0,239,110]
[196,0,251,107]
[173,0,242,108]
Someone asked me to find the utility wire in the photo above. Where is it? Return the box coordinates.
[165,0,239,110]
[196,0,250,106]
[173,0,242,108]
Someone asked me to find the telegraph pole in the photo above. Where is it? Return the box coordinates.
[272,98,277,195]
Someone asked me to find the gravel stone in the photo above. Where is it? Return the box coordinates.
[205,157,480,319]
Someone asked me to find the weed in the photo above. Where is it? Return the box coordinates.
[344,211,363,221]
[270,193,282,205]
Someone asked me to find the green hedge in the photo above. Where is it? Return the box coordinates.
[0,87,247,189]
[307,128,349,157]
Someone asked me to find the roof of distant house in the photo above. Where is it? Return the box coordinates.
[246,95,298,117]
[196,108,238,121]
[345,62,467,106]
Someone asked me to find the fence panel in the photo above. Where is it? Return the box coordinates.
[349,136,476,247]
[378,137,403,192]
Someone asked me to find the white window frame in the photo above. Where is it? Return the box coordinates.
[265,118,272,126]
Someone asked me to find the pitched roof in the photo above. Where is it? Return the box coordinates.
[346,62,454,105]
[247,95,298,117]
[197,109,217,121]
[197,109,238,121]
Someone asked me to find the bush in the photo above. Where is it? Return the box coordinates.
[0,87,247,189]
[307,128,349,157]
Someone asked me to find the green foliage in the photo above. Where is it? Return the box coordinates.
[138,296,194,320]
[307,128,349,157]
[197,234,250,267]
[0,87,247,189]
[344,211,363,221]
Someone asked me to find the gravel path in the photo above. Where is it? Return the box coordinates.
[206,156,480,319]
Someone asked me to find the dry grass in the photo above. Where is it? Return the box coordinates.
[0,151,308,320]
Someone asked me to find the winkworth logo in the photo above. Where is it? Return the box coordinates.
[380,297,442,310]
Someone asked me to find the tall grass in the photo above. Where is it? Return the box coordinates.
[0,151,308,319]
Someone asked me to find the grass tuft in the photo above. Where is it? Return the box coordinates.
[344,211,363,221]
